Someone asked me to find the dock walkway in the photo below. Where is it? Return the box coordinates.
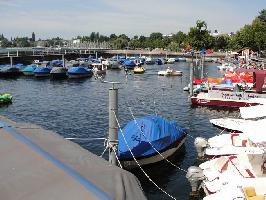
[0,116,146,200]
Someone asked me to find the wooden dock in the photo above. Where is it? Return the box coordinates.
[0,115,146,200]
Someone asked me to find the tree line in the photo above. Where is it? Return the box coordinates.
[1,9,265,53]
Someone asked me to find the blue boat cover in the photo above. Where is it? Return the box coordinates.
[34,67,51,73]
[155,58,163,65]
[118,115,186,160]
[15,63,24,68]
[22,65,36,72]
[123,60,136,67]
[68,67,92,74]
[49,60,62,65]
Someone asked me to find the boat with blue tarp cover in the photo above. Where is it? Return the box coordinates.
[0,65,21,77]
[155,58,163,65]
[50,67,68,79]
[123,60,136,70]
[22,64,37,76]
[67,66,93,78]
[34,66,52,78]
[118,115,187,168]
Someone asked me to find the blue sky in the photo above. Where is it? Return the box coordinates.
[0,0,265,39]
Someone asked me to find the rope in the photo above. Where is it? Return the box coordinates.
[218,128,226,135]
[65,137,106,141]
[111,146,123,169]
[100,145,108,157]
[113,111,177,200]
[128,107,187,173]
[186,133,195,139]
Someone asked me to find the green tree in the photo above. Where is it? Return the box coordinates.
[229,15,266,51]
[149,32,163,40]
[109,34,117,40]
[167,42,179,52]
[172,31,187,48]
[187,20,214,50]
[112,38,128,49]
[13,37,31,47]
[214,35,230,50]
[258,9,266,23]
[118,34,130,41]
[0,38,12,48]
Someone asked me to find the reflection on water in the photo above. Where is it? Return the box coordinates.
[0,62,238,199]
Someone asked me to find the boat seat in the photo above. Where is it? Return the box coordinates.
[242,186,264,200]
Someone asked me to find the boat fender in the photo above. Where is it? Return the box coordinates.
[242,140,247,147]
[194,137,208,158]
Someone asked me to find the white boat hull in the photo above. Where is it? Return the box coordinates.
[121,137,186,169]
[158,70,182,76]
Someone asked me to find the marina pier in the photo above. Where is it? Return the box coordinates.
[0,115,146,200]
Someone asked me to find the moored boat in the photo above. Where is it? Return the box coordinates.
[34,67,51,78]
[118,115,187,169]
[67,66,93,78]
[145,57,155,65]
[191,70,266,108]
[92,63,107,76]
[166,58,175,64]
[123,60,136,70]
[0,65,21,77]
[133,66,145,74]
[155,58,163,65]
[50,67,68,79]
[158,68,182,76]
[22,64,37,76]
[109,60,121,69]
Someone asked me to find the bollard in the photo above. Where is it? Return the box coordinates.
[108,85,118,166]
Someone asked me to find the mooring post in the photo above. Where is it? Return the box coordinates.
[95,51,98,60]
[189,63,194,96]
[189,54,194,96]
[10,56,13,67]
[62,54,65,68]
[108,83,118,166]
[201,54,205,79]
[16,50,18,57]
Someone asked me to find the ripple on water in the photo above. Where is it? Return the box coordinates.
[0,62,238,200]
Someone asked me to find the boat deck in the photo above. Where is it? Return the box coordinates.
[0,116,145,200]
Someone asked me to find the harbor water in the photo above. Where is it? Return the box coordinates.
[0,62,238,199]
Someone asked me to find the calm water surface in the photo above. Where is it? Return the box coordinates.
[0,62,238,200]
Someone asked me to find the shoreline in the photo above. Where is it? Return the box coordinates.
[105,49,226,58]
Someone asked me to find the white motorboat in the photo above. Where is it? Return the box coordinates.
[158,68,182,76]
[92,63,107,76]
[166,58,175,64]
[204,132,264,159]
[145,57,155,65]
[199,153,266,196]
[209,118,266,132]
[203,179,266,200]
[240,98,266,119]
[194,117,266,159]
